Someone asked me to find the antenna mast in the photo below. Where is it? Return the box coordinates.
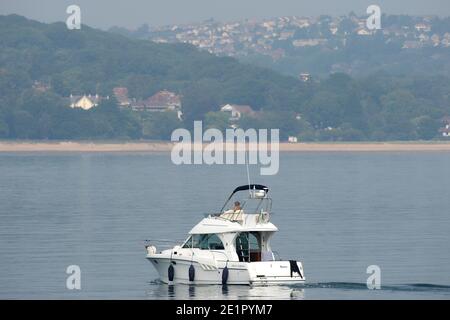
[246,143,251,197]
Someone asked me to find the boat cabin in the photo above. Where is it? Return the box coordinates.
[182,185,278,262]
[181,230,276,262]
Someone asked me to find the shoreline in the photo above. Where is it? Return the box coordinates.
[1,141,450,152]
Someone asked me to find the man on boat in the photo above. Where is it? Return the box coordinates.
[233,201,242,212]
[221,201,244,222]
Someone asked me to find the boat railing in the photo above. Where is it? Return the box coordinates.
[144,239,184,251]
[207,211,271,224]
[256,211,271,224]
[272,251,282,261]
[207,213,244,224]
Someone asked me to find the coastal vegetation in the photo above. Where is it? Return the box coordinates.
[0,15,449,141]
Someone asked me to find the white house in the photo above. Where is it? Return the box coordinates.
[415,23,431,32]
[356,28,373,36]
[220,104,256,121]
[440,117,450,137]
[113,87,131,107]
[299,73,311,82]
[70,94,104,110]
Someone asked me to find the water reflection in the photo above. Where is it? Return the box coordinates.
[189,285,196,298]
[168,284,175,298]
[147,281,305,300]
[221,285,228,297]
[150,280,450,300]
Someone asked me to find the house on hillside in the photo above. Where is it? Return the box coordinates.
[402,40,423,49]
[220,104,256,121]
[415,23,431,33]
[32,81,50,93]
[442,33,450,47]
[329,23,339,35]
[70,94,105,110]
[292,39,326,47]
[356,27,373,36]
[440,116,450,137]
[132,90,183,119]
[299,73,311,82]
[113,87,131,107]
[145,90,181,111]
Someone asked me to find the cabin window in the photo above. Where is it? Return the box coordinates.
[182,234,224,250]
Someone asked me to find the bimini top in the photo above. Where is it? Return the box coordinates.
[231,184,269,196]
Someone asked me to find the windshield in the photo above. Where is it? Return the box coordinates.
[182,234,224,250]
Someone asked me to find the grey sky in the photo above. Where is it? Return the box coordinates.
[1,0,449,30]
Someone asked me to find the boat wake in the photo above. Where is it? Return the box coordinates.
[296,282,450,293]
[149,278,450,293]
[145,279,450,299]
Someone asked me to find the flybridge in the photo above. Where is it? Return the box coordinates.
[170,121,279,175]
[189,184,277,234]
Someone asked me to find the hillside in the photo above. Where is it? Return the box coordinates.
[0,14,304,106]
[0,14,311,139]
[0,15,449,141]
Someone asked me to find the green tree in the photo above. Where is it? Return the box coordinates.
[204,111,230,131]
[0,115,9,137]
[142,111,181,140]
[412,116,440,140]
[181,82,220,125]
[8,110,37,139]
[380,90,419,140]
[97,96,120,113]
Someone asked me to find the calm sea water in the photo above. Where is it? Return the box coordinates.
[0,152,449,299]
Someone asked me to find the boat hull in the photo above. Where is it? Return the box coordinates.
[146,256,305,285]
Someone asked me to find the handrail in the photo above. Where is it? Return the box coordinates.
[144,239,184,244]
[272,251,282,261]
[144,239,185,251]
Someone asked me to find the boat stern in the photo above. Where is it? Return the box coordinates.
[247,260,305,285]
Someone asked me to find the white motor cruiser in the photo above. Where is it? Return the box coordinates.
[145,184,305,285]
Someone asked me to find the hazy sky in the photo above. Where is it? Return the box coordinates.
[1,0,450,29]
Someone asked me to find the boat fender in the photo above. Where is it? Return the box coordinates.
[222,265,229,285]
[189,264,195,282]
[168,264,175,282]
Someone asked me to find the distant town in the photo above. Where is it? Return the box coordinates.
[112,14,450,60]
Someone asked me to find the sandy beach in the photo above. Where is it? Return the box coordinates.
[1,141,450,152]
